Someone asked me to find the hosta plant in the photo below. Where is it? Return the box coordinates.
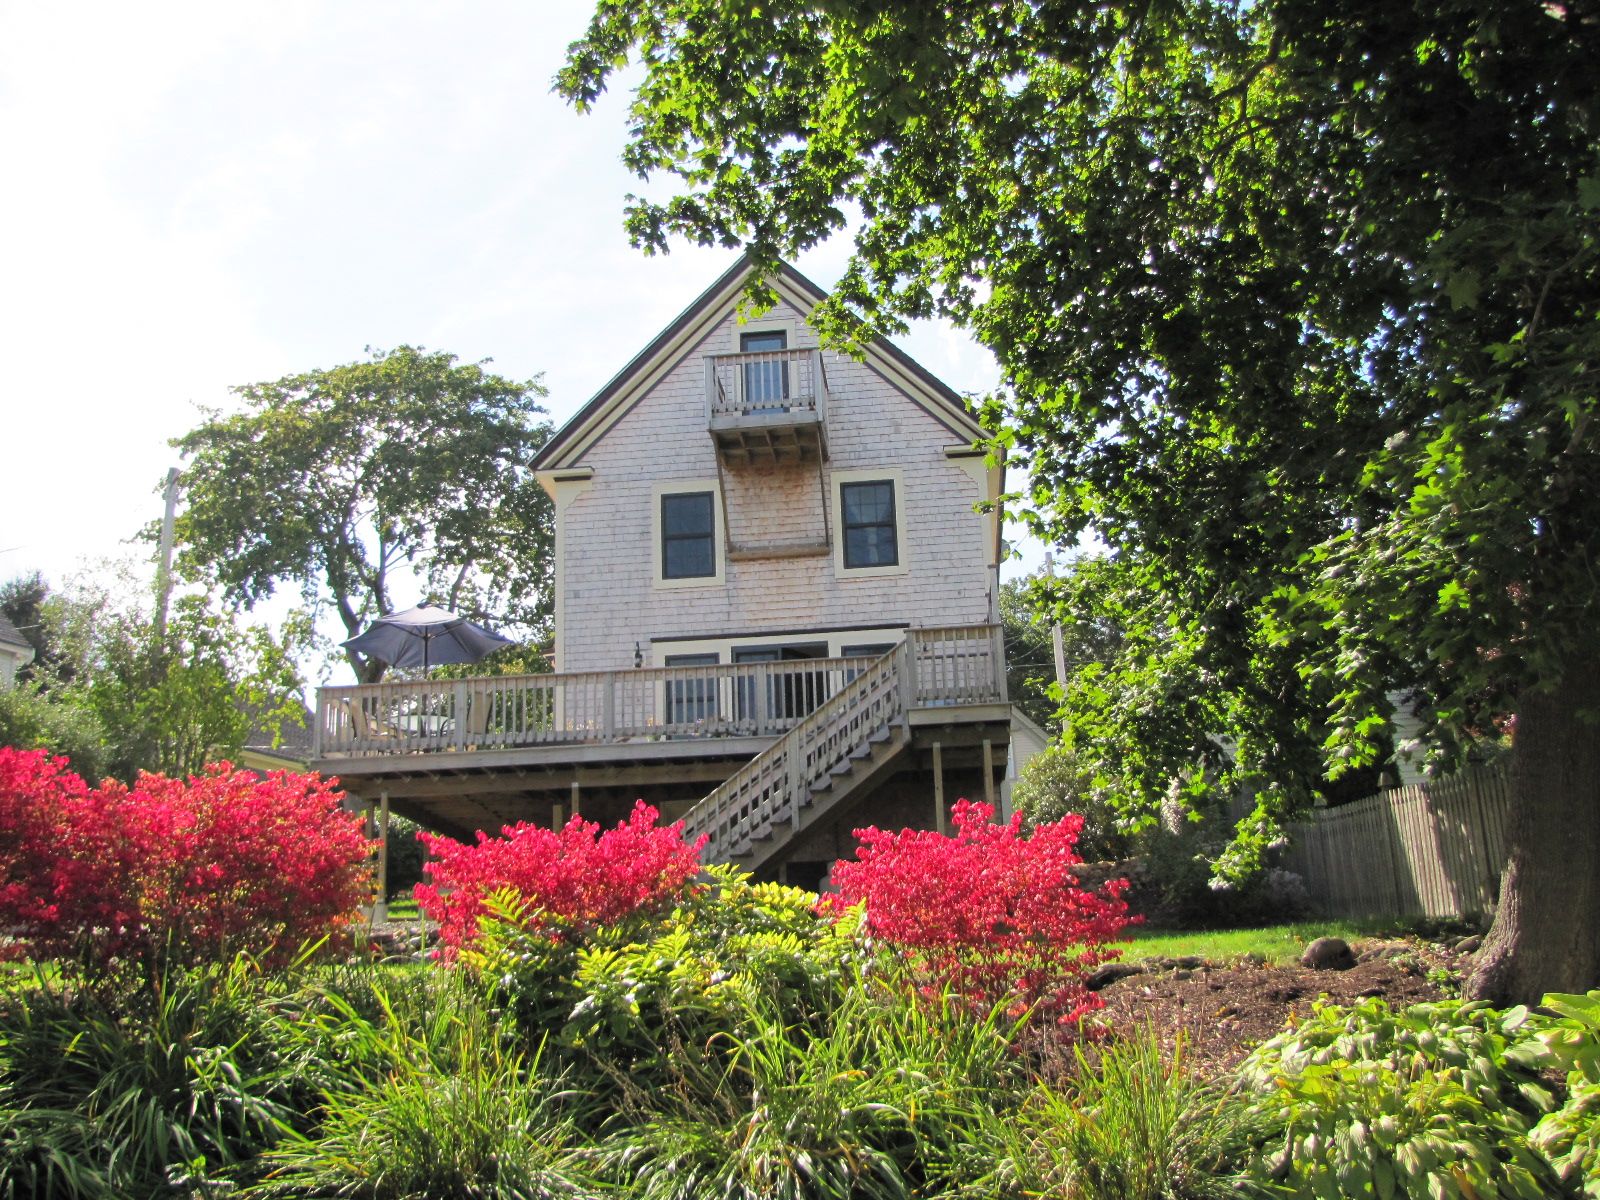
[1237,998,1564,1199]
[1522,990,1600,1197]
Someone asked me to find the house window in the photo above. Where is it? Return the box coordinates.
[740,329,788,410]
[840,480,898,569]
[661,492,715,579]
[664,653,718,725]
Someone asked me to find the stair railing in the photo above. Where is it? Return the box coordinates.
[682,642,909,862]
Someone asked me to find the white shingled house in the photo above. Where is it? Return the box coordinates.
[313,257,1015,885]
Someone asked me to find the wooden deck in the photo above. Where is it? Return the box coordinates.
[312,626,1009,849]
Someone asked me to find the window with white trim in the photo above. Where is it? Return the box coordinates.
[661,492,716,579]
[840,480,899,569]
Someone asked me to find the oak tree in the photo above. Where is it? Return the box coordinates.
[562,0,1600,1001]
[173,346,554,683]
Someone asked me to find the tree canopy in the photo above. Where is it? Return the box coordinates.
[562,0,1600,1002]
[172,345,554,683]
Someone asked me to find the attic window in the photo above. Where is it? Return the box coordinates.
[661,492,716,579]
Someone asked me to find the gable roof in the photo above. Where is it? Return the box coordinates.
[531,255,988,472]
[0,612,33,654]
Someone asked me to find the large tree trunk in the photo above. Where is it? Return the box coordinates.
[1465,668,1600,1005]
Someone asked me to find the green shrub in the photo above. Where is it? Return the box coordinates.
[1000,1026,1255,1200]
[1012,743,1137,861]
[1141,826,1308,928]
[257,972,601,1199]
[600,972,1017,1200]
[0,684,106,784]
[1523,990,1600,1197]
[465,865,863,1089]
[0,956,305,1196]
[1237,998,1565,1199]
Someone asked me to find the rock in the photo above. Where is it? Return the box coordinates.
[1356,940,1412,963]
[1172,955,1206,970]
[1172,968,1193,981]
[1301,936,1356,971]
[1454,934,1483,954]
[1086,961,1147,991]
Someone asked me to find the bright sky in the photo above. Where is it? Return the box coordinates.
[0,1,1042,645]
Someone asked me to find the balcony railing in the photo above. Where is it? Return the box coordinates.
[705,347,828,421]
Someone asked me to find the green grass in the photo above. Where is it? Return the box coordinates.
[383,896,420,920]
[1124,921,1388,967]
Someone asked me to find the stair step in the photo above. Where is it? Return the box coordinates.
[867,727,894,744]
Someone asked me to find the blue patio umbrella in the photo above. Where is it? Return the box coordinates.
[342,604,516,670]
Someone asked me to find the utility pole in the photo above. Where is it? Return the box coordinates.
[1044,551,1068,693]
[154,467,180,644]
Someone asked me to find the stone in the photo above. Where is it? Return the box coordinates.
[1454,934,1484,954]
[1086,961,1147,991]
[1301,936,1356,971]
[1172,955,1206,970]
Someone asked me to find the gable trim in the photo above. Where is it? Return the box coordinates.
[531,256,988,472]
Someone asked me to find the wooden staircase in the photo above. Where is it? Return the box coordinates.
[681,626,1007,870]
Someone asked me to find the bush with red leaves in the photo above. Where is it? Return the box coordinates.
[824,799,1135,1024]
[415,801,706,954]
[0,746,370,978]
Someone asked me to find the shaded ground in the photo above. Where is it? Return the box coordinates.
[1081,937,1463,1075]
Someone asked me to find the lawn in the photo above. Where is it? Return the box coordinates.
[1125,920,1385,966]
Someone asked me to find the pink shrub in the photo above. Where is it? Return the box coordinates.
[824,799,1135,1024]
[0,746,371,975]
[415,801,707,953]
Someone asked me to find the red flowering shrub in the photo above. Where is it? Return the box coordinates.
[0,746,371,976]
[824,799,1135,1024]
[415,801,707,953]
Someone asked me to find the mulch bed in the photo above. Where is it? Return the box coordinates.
[1080,938,1465,1076]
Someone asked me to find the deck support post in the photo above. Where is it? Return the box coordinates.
[552,803,565,830]
[932,741,947,835]
[570,780,581,819]
[982,739,996,811]
[373,791,390,922]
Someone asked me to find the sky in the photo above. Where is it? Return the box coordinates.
[0,1,1042,666]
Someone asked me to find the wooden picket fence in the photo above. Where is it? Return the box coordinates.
[1283,763,1513,920]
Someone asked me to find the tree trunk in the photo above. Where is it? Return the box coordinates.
[1465,667,1600,1005]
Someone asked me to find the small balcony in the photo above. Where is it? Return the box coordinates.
[705,348,828,466]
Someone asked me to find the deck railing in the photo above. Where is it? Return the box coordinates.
[705,348,828,422]
[312,624,1007,761]
[313,656,877,758]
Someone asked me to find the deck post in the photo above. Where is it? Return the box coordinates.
[452,681,467,751]
[570,780,581,818]
[982,739,996,810]
[374,790,390,922]
[932,741,947,835]
[602,675,616,740]
[788,743,805,832]
[989,624,1008,702]
[899,638,918,714]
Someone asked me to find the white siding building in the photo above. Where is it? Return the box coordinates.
[314,257,1014,883]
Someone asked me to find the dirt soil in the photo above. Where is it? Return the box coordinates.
[1082,939,1463,1076]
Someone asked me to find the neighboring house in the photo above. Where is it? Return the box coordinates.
[0,613,35,689]
[239,702,314,776]
[312,256,1014,884]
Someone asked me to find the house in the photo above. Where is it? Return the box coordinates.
[0,613,35,689]
[311,256,1013,885]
